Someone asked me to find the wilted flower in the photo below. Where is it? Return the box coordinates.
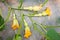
[12,14,19,30]
[24,20,32,38]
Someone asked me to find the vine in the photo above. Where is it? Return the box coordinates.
[0,0,60,40]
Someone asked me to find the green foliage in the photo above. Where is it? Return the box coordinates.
[0,15,5,31]
[13,34,22,40]
[2,0,5,2]
[47,29,60,40]
[42,0,48,7]
[18,0,24,8]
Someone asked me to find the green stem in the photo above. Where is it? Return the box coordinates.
[17,0,24,34]
[2,0,48,13]
[33,23,47,33]
[29,17,47,33]
[14,0,24,39]
[38,24,47,33]
[16,0,24,37]
[0,8,11,29]
[24,14,48,17]
[5,8,11,22]
[17,14,24,35]
[39,24,60,29]
[18,0,23,8]
[42,0,48,7]
[44,25,60,28]
[11,8,37,12]
[29,17,45,36]
[0,8,2,15]
[15,14,24,40]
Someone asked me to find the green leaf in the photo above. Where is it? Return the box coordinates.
[0,15,5,31]
[18,0,24,8]
[2,0,5,2]
[42,0,48,7]
[0,7,11,31]
[16,35,22,40]
[13,34,22,40]
[47,29,60,40]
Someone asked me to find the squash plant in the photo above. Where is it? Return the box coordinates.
[1,0,60,40]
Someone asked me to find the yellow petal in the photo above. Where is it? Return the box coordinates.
[12,14,19,30]
[24,27,31,38]
[24,19,31,38]
[45,7,51,16]
[42,7,51,16]
[24,31,31,38]
[12,19,19,30]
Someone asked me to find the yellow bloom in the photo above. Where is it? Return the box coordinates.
[45,7,51,16]
[24,20,32,38]
[12,14,19,30]
[42,7,51,16]
[24,26,31,38]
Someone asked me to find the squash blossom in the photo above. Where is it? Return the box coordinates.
[12,14,19,30]
[24,20,32,38]
[33,7,51,17]
[42,7,51,16]
[45,7,51,16]
[23,4,42,11]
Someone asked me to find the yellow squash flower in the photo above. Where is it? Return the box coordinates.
[42,7,51,16]
[24,26,32,38]
[12,14,19,30]
[45,7,51,16]
[32,7,51,17]
[24,20,32,38]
